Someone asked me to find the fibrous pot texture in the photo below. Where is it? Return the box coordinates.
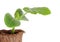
[0,29,24,42]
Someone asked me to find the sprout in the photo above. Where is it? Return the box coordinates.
[4,7,51,34]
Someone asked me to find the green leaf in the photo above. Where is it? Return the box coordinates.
[4,13,20,28]
[23,7,51,15]
[14,8,23,20]
[14,8,28,21]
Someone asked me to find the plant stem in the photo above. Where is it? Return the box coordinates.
[20,12,27,20]
[11,27,15,34]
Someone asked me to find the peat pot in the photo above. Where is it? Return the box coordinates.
[0,29,24,42]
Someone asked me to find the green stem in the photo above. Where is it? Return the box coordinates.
[20,12,27,20]
[11,27,15,34]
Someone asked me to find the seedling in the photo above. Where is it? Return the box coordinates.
[4,7,51,34]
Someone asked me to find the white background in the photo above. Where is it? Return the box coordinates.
[0,0,60,42]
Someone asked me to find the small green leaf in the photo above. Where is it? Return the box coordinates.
[14,8,28,21]
[15,8,23,20]
[4,13,20,28]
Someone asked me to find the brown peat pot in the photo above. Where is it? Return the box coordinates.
[0,29,24,42]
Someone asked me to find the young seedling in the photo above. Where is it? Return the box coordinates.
[4,7,51,34]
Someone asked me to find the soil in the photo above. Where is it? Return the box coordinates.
[0,29,25,42]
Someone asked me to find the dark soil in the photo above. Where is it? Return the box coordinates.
[0,29,25,34]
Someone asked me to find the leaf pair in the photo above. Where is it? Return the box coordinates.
[4,9,28,28]
[23,7,51,15]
